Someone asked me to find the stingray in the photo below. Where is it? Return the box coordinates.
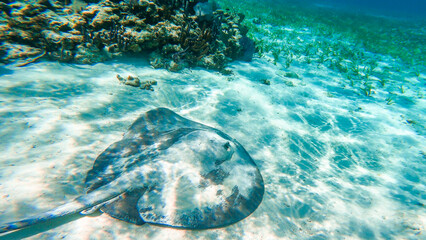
[0,108,264,234]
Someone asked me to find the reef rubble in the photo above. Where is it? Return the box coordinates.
[0,0,255,71]
[116,74,157,90]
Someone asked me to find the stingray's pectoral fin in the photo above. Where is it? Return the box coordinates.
[100,187,147,225]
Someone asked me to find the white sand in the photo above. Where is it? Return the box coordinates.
[0,54,424,240]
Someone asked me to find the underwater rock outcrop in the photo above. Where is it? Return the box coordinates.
[0,0,255,70]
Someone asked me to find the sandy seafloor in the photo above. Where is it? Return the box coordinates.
[0,52,424,240]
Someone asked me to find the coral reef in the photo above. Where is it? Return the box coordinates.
[0,0,255,70]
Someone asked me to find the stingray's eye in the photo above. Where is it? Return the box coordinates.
[223,142,231,151]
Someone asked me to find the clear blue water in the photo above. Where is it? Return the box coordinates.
[273,0,426,19]
[0,0,425,239]
[312,0,426,18]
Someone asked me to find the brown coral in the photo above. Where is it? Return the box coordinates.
[0,0,254,70]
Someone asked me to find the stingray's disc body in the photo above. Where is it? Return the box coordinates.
[85,108,264,229]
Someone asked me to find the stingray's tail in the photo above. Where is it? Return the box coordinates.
[0,180,126,234]
[0,199,88,234]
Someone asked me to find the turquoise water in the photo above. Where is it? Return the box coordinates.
[0,0,425,239]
